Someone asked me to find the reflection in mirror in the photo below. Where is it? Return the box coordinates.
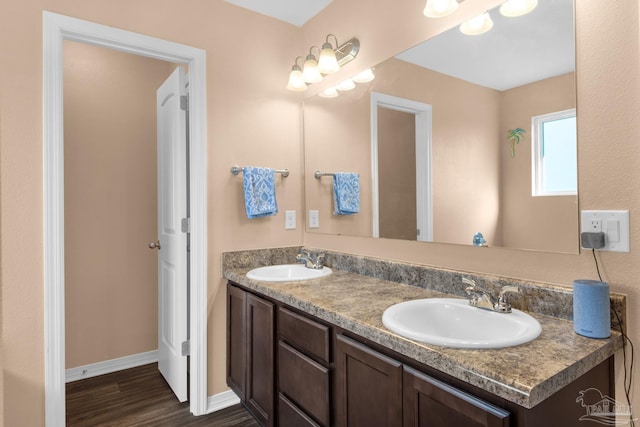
[304,0,578,253]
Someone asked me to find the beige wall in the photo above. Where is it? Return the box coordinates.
[63,41,176,368]
[1,1,302,425]
[500,73,578,253]
[1,0,639,426]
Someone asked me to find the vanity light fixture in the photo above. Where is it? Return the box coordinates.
[499,0,538,17]
[286,56,307,92]
[423,0,464,18]
[302,47,323,83]
[287,35,361,92]
[352,68,375,83]
[460,12,493,35]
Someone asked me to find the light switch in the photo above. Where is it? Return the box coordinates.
[580,210,629,252]
[309,210,319,228]
[285,210,296,230]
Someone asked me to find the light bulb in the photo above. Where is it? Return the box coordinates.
[423,0,459,18]
[499,0,537,17]
[302,54,323,83]
[352,68,375,83]
[317,42,340,74]
[460,12,493,35]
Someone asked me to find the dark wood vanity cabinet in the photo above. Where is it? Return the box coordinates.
[227,282,614,427]
[227,284,275,427]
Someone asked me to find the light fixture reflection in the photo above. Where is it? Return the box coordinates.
[302,47,323,83]
[460,12,493,35]
[286,57,307,92]
[499,0,538,17]
[423,0,459,18]
[319,87,339,98]
[336,79,356,91]
[352,68,375,83]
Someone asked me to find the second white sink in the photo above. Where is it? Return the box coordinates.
[382,298,541,349]
[246,264,332,282]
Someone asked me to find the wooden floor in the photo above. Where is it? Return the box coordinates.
[66,363,259,426]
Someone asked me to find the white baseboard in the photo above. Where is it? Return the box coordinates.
[207,389,241,413]
[65,350,158,383]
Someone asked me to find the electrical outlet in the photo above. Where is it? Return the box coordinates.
[580,210,629,252]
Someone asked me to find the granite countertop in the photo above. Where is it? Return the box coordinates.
[224,267,622,409]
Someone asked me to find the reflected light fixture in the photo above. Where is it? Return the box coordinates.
[319,87,339,98]
[318,34,340,74]
[286,56,307,92]
[352,68,375,83]
[336,79,356,91]
[499,0,538,17]
[460,12,493,35]
[302,47,323,83]
[423,0,463,18]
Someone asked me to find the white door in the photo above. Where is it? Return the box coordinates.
[156,67,188,402]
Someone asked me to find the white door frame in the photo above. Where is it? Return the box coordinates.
[43,11,208,425]
[370,92,433,242]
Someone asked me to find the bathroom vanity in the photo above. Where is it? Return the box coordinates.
[224,250,623,427]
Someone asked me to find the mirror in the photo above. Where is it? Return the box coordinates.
[303,0,578,253]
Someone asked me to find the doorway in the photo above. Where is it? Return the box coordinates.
[370,92,433,242]
[44,12,208,425]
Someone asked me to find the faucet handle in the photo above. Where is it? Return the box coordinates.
[497,286,520,313]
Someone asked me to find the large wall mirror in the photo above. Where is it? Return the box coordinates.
[303,0,578,253]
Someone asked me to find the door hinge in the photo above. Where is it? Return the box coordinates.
[181,340,190,356]
[180,95,189,112]
[181,217,190,233]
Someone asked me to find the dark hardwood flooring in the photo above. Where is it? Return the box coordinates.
[66,363,259,426]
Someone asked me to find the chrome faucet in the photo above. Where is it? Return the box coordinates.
[463,277,519,313]
[296,248,326,269]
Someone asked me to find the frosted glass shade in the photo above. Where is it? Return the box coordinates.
[286,68,307,92]
[319,87,339,98]
[336,79,355,91]
[423,0,459,18]
[302,56,323,83]
[500,0,538,17]
[460,12,493,35]
[318,44,340,74]
[352,68,375,83]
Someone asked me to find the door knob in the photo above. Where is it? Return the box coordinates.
[149,240,161,250]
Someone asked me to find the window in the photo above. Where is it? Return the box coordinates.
[532,109,577,196]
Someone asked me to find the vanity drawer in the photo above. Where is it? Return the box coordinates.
[279,394,321,427]
[278,342,330,427]
[278,307,331,363]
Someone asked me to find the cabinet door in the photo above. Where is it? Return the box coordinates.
[335,334,403,427]
[227,284,246,400]
[246,293,275,427]
[404,366,510,427]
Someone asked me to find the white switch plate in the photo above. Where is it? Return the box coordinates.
[580,210,629,252]
[308,210,319,228]
[285,210,296,230]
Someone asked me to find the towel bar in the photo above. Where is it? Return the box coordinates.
[231,165,289,178]
[314,171,336,179]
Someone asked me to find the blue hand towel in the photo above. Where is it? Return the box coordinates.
[333,172,360,215]
[243,167,278,218]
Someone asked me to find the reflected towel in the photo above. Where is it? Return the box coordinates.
[333,172,360,215]
[243,167,278,218]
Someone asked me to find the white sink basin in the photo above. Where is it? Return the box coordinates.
[382,298,541,349]
[246,264,332,282]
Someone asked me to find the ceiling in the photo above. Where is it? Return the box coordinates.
[225,0,575,91]
[223,0,333,26]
